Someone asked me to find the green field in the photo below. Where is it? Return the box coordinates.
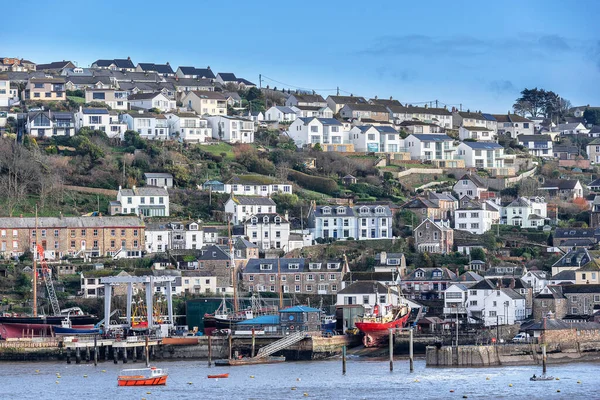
[199,143,235,160]
[67,96,85,104]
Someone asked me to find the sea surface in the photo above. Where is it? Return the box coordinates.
[0,358,595,399]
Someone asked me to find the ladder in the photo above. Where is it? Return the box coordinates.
[255,331,308,358]
[37,244,61,316]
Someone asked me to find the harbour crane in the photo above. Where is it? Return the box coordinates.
[36,244,61,316]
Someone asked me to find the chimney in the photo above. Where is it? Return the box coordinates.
[207,66,211,70]
[166,61,170,65]
[59,212,63,220]
[284,211,289,221]
[380,251,387,264]
[389,96,393,100]
[127,56,131,60]
[375,96,378,100]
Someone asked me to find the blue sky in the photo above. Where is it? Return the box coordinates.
[3,0,599,112]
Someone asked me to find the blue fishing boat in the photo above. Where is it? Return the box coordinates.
[53,318,101,335]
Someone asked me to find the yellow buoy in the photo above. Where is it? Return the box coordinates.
[486,377,490,380]
[250,375,255,378]
[509,384,513,387]
[303,393,308,397]
[146,392,151,395]
[414,379,419,382]
[55,381,59,384]
[556,378,560,381]
[291,387,297,390]
[188,382,193,385]
[35,370,40,373]
[102,370,106,373]
[578,381,581,384]
[83,375,88,378]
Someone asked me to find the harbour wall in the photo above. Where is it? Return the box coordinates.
[426,342,600,367]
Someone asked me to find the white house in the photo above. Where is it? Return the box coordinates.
[244,213,291,251]
[454,112,489,130]
[504,197,547,228]
[166,112,210,143]
[265,106,297,122]
[388,105,453,128]
[554,122,589,135]
[452,174,488,199]
[466,279,526,326]
[456,142,504,168]
[285,94,327,108]
[26,110,76,138]
[74,107,127,139]
[443,283,468,319]
[121,112,170,140]
[458,126,496,142]
[206,115,255,144]
[220,176,292,196]
[521,271,548,294]
[84,88,129,111]
[290,105,334,119]
[144,222,170,253]
[111,185,170,217]
[349,125,401,152]
[0,75,10,107]
[287,117,349,150]
[454,198,500,235]
[337,281,400,309]
[127,91,175,112]
[517,134,553,158]
[493,114,534,138]
[224,196,277,225]
[181,91,227,116]
[308,204,393,240]
[404,134,457,161]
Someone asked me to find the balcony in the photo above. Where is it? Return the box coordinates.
[444,307,467,315]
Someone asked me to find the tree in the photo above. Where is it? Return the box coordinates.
[584,108,600,125]
[512,88,570,121]
[470,247,486,262]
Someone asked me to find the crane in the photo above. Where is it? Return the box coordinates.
[36,244,61,316]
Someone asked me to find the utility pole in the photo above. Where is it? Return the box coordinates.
[336,86,339,96]
[435,100,438,108]
[259,74,262,89]
[460,104,463,112]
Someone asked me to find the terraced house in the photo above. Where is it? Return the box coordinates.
[242,258,347,295]
[111,185,170,217]
[0,216,144,260]
[308,204,392,240]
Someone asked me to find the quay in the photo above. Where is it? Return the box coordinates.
[426,341,600,367]
[0,332,360,363]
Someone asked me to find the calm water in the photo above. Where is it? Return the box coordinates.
[1,358,595,399]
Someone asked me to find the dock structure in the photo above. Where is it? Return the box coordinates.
[100,275,176,334]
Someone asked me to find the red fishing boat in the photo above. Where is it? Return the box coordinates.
[117,367,168,386]
[355,303,411,347]
[207,373,229,379]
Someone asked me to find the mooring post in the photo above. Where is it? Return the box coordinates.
[85,346,91,363]
[122,348,127,364]
[229,334,233,360]
[66,347,71,364]
[113,347,118,364]
[132,346,137,363]
[389,328,394,372]
[251,328,256,358]
[104,345,109,361]
[342,345,347,375]
[208,335,212,367]
[145,336,150,367]
[75,347,81,364]
[409,327,414,373]
[93,336,98,366]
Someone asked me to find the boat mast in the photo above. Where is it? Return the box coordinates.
[33,205,38,317]
[228,215,238,313]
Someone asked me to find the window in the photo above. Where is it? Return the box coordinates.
[330,274,336,280]
[489,311,497,317]
[306,285,312,292]
[249,275,254,281]
[54,229,59,237]
[93,229,98,236]
[295,285,301,292]
[92,92,105,100]
[307,274,314,281]
[81,229,86,236]
[295,275,301,281]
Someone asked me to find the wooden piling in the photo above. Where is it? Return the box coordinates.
[132,346,137,363]
[542,344,547,375]
[409,327,414,373]
[251,329,256,358]
[85,346,91,363]
[75,347,81,364]
[93,336,98,366]
[113,347,118,364]
[145,336,150,367]
[229,334,233,360]
[66,348,71,364]
[389,328,394,372]
[122,348,127,364]
[342,345,347,375]
[208,335,212,367]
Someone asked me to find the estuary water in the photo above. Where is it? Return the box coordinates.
[0,358,596,399]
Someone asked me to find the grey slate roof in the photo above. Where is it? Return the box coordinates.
[0,216,143,228]
[388,105,451,115]
[144,173,173,179]
[518,135,551,142]
[461,142,503,149]
[313,204,392,218]
[456,174,487,188]
[245,213,288,224]
[36,61,73,70]
[554,228,595,239]
[198,245,230,261]
[232,196,276,206]
[218,73,237,81]
[128,91,163,100]
[297,117,342,126]
[138,63,174,74]
[552,248,593,268]
[540,179,580,190]
[338,281,391,295]
[343,103,389,113]
[120,187,168,196]
[404,267,457,281]
[82,108,109,115]
[409,134,453,141]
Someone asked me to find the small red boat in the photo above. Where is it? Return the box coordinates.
[207,373,229,379]
[355,303,411,347]
[117,367,168,386]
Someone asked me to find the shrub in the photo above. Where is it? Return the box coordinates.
[288,169,339,195]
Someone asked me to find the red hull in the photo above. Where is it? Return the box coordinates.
[117,375,167,386]
[355,312,410,347]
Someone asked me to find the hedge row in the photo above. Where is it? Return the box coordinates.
[288,170,339,195]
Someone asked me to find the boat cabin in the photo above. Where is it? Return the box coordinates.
[279,305,321,333]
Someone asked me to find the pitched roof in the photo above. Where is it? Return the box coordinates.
[178,66,215,79]
[587,178,600,188]
[456,174,487,188]
[189,90,226,100]
[388,105,451,116]
[280,305,321,313]
[82,108,109,115]
[409,134,453,141]
[236,78,255,86]
[36,61,73,70]
[553,228,596,239]
[337,281,391,295]
[539,179,580,190]
[552,145,578,154]
[138,63,174,74]
[551,270,576,281]
[343,103,389,113]
[405,267,457,281]
[458,111,485,120]
[0,216,143,228]
[328,95,367,104]
[119,186,168,196]
[462,126,493,131]
[217,73,237,81]
[460,142,503,149]
[297,117,342,126]
[198,245,230,261]
[128,91,164,101]
[518,135,551,142]
[291,94,326,103]
[562,284,600,294]
[230,196,276,206]
[552,248,593,268]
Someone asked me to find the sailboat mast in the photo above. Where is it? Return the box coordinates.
[33,205,38,317]
[228,216,238,313]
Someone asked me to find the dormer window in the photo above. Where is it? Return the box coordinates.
[260,264,272,270]
[251,217,258,225]
[309,263,321,270]
[322,207,331,215]
[263,216,269,224]
[360,206,369,214]
[327,263,338,269]
[415,270,424,278]
[288,263,300,270]
[337,207,346,214]
[432,270,442,277]
[375,207,384,214]
[388,259,399,265]
[274,217,281,224]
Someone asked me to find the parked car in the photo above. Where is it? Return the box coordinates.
[512,332,529,343]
